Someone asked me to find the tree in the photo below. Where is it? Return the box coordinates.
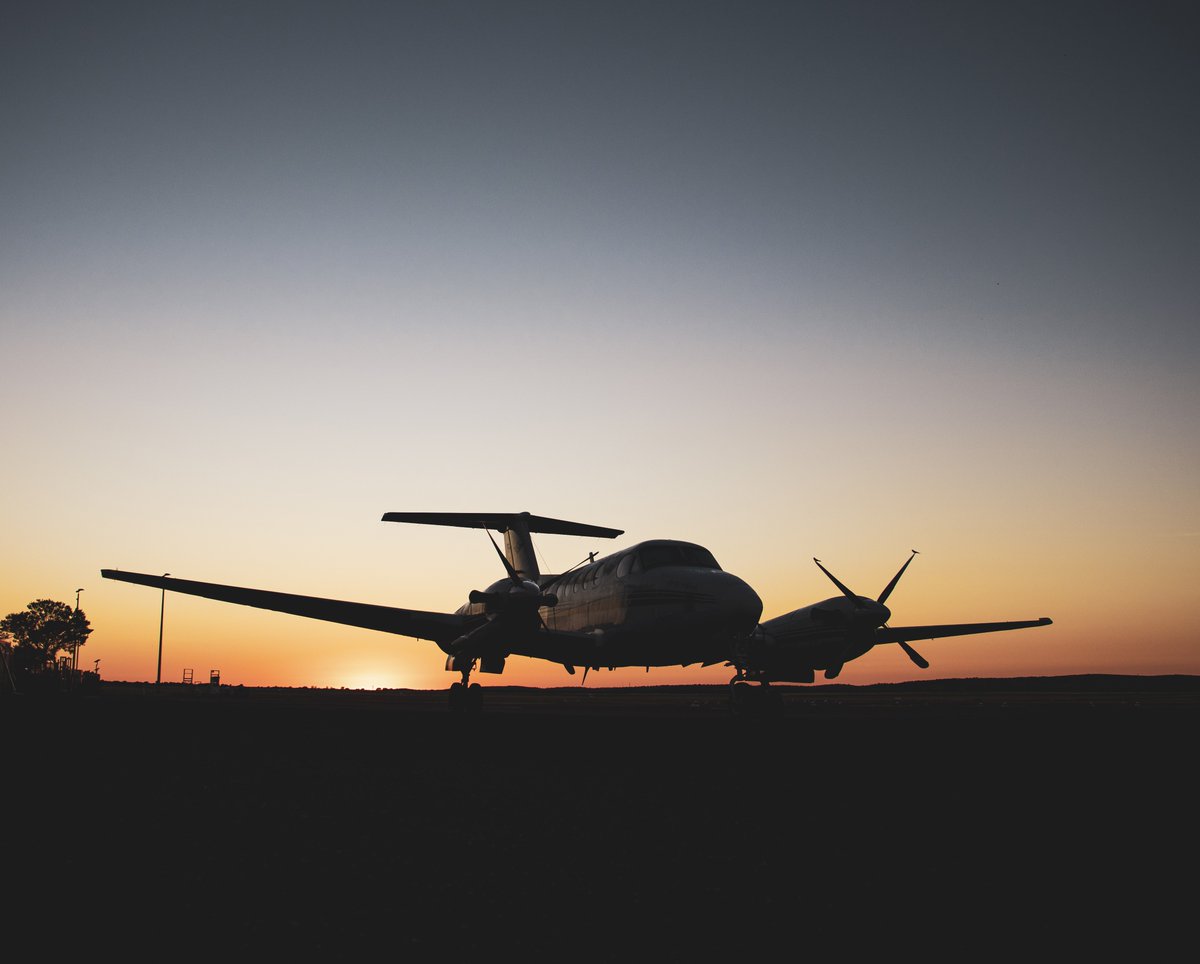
[0,628,15,692]
[0,599,92,675]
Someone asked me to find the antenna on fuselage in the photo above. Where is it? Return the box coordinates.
[541,553,601,591]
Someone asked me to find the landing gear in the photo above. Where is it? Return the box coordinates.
[448,667,484,713]
[728,674,783,717]
[448,680,483,712]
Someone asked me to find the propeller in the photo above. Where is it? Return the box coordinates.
[813,551,929,670]
[468,530,559,611]
[878,550,919,605]
[487,529,523,585]
[449,530,560,654]
[879,550,927,667]
[896,638,929,669]
[813,558,859,602]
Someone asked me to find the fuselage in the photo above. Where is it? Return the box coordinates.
[455,540,763,668]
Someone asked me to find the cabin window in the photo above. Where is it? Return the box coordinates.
[616,554,634,578]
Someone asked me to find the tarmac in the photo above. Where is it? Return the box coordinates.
[7,675,1195,957]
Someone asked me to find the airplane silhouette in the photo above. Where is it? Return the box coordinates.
[101,511,1051,711]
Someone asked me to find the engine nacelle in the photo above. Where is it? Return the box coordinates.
[444,653,506,674]
[469,588,557,611]
[479,655,506,674]
[733,626,817,684]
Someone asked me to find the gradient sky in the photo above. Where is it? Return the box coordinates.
[3,1,1197,689]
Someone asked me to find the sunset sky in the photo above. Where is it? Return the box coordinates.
[3,2,1196,689]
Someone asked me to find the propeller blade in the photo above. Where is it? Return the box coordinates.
[877,549,919,605]
[897,639,929,669]
[487,529,523,585]
[813,558,858,601]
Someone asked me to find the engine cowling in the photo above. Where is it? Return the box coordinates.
[469,588,557,612]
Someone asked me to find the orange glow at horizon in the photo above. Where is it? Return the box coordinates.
[12,507,1195,690]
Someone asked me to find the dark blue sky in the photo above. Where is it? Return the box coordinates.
[5,1,1196,359]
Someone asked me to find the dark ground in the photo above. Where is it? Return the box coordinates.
[6,675,1196,957]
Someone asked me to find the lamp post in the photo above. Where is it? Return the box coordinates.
[74,588,84,672]
[156,574,170,685]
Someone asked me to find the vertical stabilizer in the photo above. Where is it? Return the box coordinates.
[503,515,538,579]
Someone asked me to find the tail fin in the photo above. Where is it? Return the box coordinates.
[381,511,623,579]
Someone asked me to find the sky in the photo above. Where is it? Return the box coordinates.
[2,1,1197,689]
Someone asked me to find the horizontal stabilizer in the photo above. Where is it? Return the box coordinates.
[100,570,466,643]
[381,511,622,539]
[876,617,1052,644]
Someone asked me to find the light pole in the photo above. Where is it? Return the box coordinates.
[74,588,84,671]
[156,574,170,685]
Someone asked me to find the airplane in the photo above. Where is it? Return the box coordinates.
[101,510,1051,711]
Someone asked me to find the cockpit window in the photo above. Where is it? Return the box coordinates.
[637,545,721,571]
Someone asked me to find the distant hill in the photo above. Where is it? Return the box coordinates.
[816,674,1200,693]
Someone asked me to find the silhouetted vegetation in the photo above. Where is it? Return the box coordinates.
[1,599,91,689]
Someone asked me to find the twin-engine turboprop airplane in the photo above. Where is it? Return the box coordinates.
[101,511,1051,710]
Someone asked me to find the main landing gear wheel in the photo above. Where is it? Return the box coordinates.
[730,681,754,713]
[448,680,483,713]
[729,678,783,717]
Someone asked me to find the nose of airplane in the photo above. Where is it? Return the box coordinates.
[720,573,763,631]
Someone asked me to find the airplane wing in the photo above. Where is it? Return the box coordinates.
[510,628,606,667]
[875,617,1052,644]
[100,570,467,644]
